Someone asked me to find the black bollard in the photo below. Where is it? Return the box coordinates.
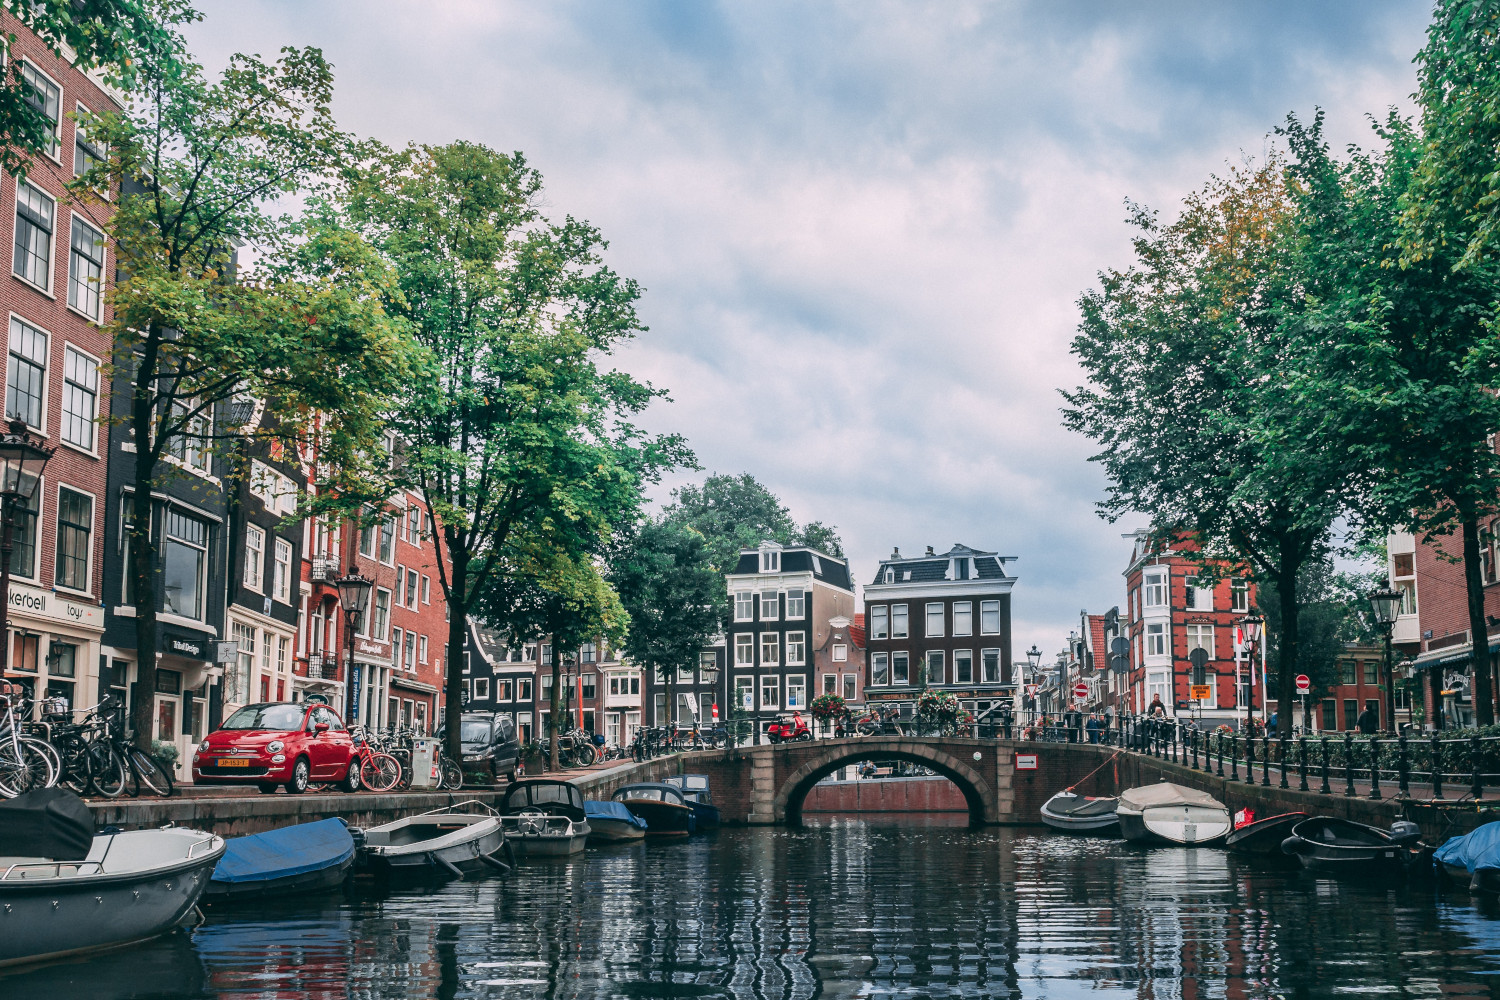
[1279,732,1290,789]
[1368,738,1382,800]
[1473,736,1484,801]
[1230,733,1240,782]
[1216,732,1225,777]
[1298,735,1308,792]
[1344,732,1357,797]
[1320,736,1332,795]
[1245,733,1257,785]
[1261,734,1271,787]
[1432,735,1444,800]
[1397,734,1410,799]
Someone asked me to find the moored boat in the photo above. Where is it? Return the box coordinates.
[205,817,355,902]
[584,800,647,842]
[1433,820,1500,892]
[1116,783,1230,845]
[500,779,591,856]
[614,783,696,837]
[663,774,722,830]
[1224,810,1308,858]
[1039,789,1119,833]
[360,800,510,877]
[0,788,225,968]
[1280,816,1423,873]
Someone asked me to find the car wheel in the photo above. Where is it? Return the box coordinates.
[341,757,362,793]
[285,757,310,795]
[258,782,279,794]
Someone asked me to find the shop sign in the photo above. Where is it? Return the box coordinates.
[8,582,103,630]
[357,640,388,656]
[162,632,210,661]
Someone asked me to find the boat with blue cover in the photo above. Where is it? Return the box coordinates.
[663,774,721,830]
[584,800,647,842]
[1435,820,1500,893]
[204,817,355,902]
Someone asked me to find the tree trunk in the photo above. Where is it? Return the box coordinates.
[443,548,469,764]
[1461,517,1495,726]
[549,656,562,771]
[128,431,160,752]
[1273,547,1303,737]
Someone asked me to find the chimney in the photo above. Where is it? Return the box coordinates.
[892,547,900,559]
[925,546,935,557]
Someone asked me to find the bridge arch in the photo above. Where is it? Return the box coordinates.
[775,740,995,827]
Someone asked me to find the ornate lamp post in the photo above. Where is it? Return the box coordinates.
[335,569,374,724]
[1238,614,1264,733]
[0,420,53,679]
[1025,644,1042,721]
[1368,578,1403,734]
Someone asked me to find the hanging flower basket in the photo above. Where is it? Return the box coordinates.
[916,689,960,721]
[811,693,846,720]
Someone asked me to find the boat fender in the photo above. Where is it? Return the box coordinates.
[1389,820,1421,846]
[1281,836,1305,856]
[479,852,511,874]
[434,854,466,879]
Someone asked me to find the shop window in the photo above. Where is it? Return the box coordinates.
[10,633,38,674]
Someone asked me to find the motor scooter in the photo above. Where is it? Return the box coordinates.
[766,714,812,743]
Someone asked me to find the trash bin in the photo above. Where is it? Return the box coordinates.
[410,737,441,790]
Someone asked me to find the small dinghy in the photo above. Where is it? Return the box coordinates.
[1224,810,1308,858]
[613,783,696,837]
[360,800,509,878]
[1039,789,1119,833]
[500,779,591,856]
[1433,821,1500,892]
[664,774,722,830]
[205,817,355,902]
[1280,816,1423,873]
[0,788,225,968]
[1116,782,1230,845]
[584,800,647,843]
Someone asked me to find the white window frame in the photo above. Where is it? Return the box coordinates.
[243,524,264,592]
[759,675,780,711]
[925,602,945,638]
[892,650,909,685]
[870,605,889,640]
[952,601,973,637]
[953,649,974,684]
[842,673,857,701]
[870,651,889,686]
[760,590,779,621]
[1230,578,1249,613]
[371,587,391,641]
[1188,578,1214,611]
[759,547,780,573]
[760,632,780,667]
[392,626,405,670]
[419,635,428,663]
[1145,622,1166,657]
[7,314,49,432]
[60,343,99,452]
[52,483,93,595]
[13,179,55,295]
[786,631,805,666]
[421,574,431,604]
[735,634,754,666]
[981,648,1001,684]
[925,649,945,685]
[784,589,805,619]
[66,212,105,322]
[785,675,807,710]
[980,600,1001,635]
[1144,571,1167,608]
[1185,623,1215,659]
[892,604,909,639]
[832,643,847,662]
[272,537,292,603]
[733,592,754,622]
[735,677,754,711]
[19,61,62,161]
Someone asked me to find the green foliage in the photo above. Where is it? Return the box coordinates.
[1258,556,1385,700]
[662,473,843,572]
[810,693,846,719]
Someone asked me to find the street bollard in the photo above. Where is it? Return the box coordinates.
[1344,733,1357,797]
[1245,734,1257,785]
[1320,737,1332,795]
[1261,735,1271,787]
[1298,735,1308,791]
[1192,729,1200,770]
[1368,738,1381,800]
[1216,732,1225,777]
[1279,733,1290,789]
[1230,734,1240,782]
[1432,735,1444,799]
[1397,735,1410,799]
[1473,736,1484,801]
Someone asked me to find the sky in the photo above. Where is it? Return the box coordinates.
[186,1,1433,654]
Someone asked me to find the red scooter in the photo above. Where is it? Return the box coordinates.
[766,713,812,743]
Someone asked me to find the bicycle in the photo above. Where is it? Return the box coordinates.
[0,682,57,797]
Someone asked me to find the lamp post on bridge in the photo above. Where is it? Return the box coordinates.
[1025,644,1041,722]
[1368,578,1402,734]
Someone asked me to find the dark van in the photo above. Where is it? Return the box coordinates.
[455,712,520,782]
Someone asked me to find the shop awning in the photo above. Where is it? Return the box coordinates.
[1411,639,1500,671]
[390,674,438,695]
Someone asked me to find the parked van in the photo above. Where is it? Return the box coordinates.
[452,712,520,783]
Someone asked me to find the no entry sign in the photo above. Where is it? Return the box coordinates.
[1072,682,1089,700]
[1295,674,1310,694]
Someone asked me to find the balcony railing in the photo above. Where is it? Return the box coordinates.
[310,558,339,583]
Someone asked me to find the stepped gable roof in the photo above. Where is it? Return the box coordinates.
[868,543,1013,586]
[731,544,852,590]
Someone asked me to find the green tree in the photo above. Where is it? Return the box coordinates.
[662,473,843,572]
[1,0,197,173]
[609,518,727,726]
[87,48,420,748]
[333,142,690,762]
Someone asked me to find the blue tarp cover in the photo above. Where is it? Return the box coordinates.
[211,817,354,884]
[585,799,647,829]
[1435,820,1500,873]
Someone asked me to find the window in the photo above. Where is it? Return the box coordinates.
[517,678,533,701]
[925,603,945,637]
[760,547,780,573]
[884,567,894,583]
[74,105,105,178]
[735,633,754,666]
[699,651,718,679]
[842,674,857,701]
[892,604,909,639]
[953,649,973,684]
[580,642,597,664]
[54,488,90,591]
[371,588,391,641]
[405,631,417,672]
[760,633,780,666]
[231,623,255,704]
[870,605,889,640]
[405,568,418,608]
[734,592,754,621]
[786,631,806,665]
[68,217,104,319]
[163,510,207,620]
[471,677,490,701]
[60,346,98,449]
[1145,623,1166,657]
[1320,699,1338,730]
[1185,624,1214,659]
[980,600,1001,635]
[393,628,405,670]
[953,557,970,580]
[243,525,264,591]
[982,649,1001,684]
[823,673,838,695]
[1340,660,1356,685]
[7,317,47,428]
[1147,671,1170,707]
[1230,578,1249,613]
[736,677,754,711]
[871,651,889,686]
[167,399,211,473]
[786,675,806,709]
[419,635,428,663]
[953,601,973,637]
[1397,579,1417,616]
[785,589,805,619]
[832,643,847,662]
[760,676,780,710]
[273,538,292,603]
[14,181,54,290]
[760,591,779,620]
[925,650,945,685]
[378,517,395,564]
[892,651,909,685]
[20,63,60,157]
[1363,660,1378,685]
[1188,579,1214,611]
[421,575,431,604]
[1343,699,1358,730]
[1144,571,1167,608]
[358,513,377,559]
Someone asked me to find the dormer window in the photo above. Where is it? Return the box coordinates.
[759,542,781,573]
[884,568,894,584]
[953,558,970,581]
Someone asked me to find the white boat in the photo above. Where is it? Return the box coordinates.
[499,779,591,856]
[1039,789,1120,833]
[1116,782,1230,845]
[360,800,510,877]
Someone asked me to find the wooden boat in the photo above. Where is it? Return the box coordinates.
[1224,811,1308,858]
[1039,789,1119,833]
[1433,820,1500,892]
[1116,782,1230,845]
[0,789,225,968]
[360,800,510,877]
[499,779,591,856]
[613,783,696,837]
[1280,817,1423,873]
[664,774,722,830]
[584,800,647,842]
[205,817,355,902]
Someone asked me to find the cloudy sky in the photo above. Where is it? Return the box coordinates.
[187,1,1431,652]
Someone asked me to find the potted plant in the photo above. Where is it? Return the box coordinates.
[810,693,846,737]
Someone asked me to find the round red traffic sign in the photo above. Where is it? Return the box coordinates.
[1072,682,1089,699]
[1295,674,1310,694]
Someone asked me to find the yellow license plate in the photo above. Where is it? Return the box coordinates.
[217,758,250,768]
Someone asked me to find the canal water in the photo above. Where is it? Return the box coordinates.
[8,819,1500,999]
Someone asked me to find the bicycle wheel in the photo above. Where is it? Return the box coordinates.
[20,738,59,788]
[440,756,463,789]
[361,752,402,792]
[576,742,597,767]
[86,741,127,797]
[0,742,49,797]
[128,747,174,796]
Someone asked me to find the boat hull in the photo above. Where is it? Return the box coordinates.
[687,802,721,830]
[1118,804,1230,845]
[620,800,694,837]
[500,814,591,856]
[1225,813,1308,858]
[204,854,352,902]
[1039,792,1119,834]
[1281,817,1416,874]
[368,824,507,871]
[587,818,645,843]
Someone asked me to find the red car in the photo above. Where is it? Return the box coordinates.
[192,702,359,794]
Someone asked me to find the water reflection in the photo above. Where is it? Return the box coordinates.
[5,823,1500,998]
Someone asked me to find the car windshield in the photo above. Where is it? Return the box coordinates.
[221,704,305,731]
[461,721,492,742]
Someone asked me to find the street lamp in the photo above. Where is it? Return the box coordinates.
[1238,614,1264,734]
[336,569,374,723]
[0,420,52,677]
[1025,645,1042,720]
[1368,578,1402,734]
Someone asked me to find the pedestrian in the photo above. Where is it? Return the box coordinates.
[1148,695,1166,719]
[1086,713,1103,744]
[1356,705,1378,734]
